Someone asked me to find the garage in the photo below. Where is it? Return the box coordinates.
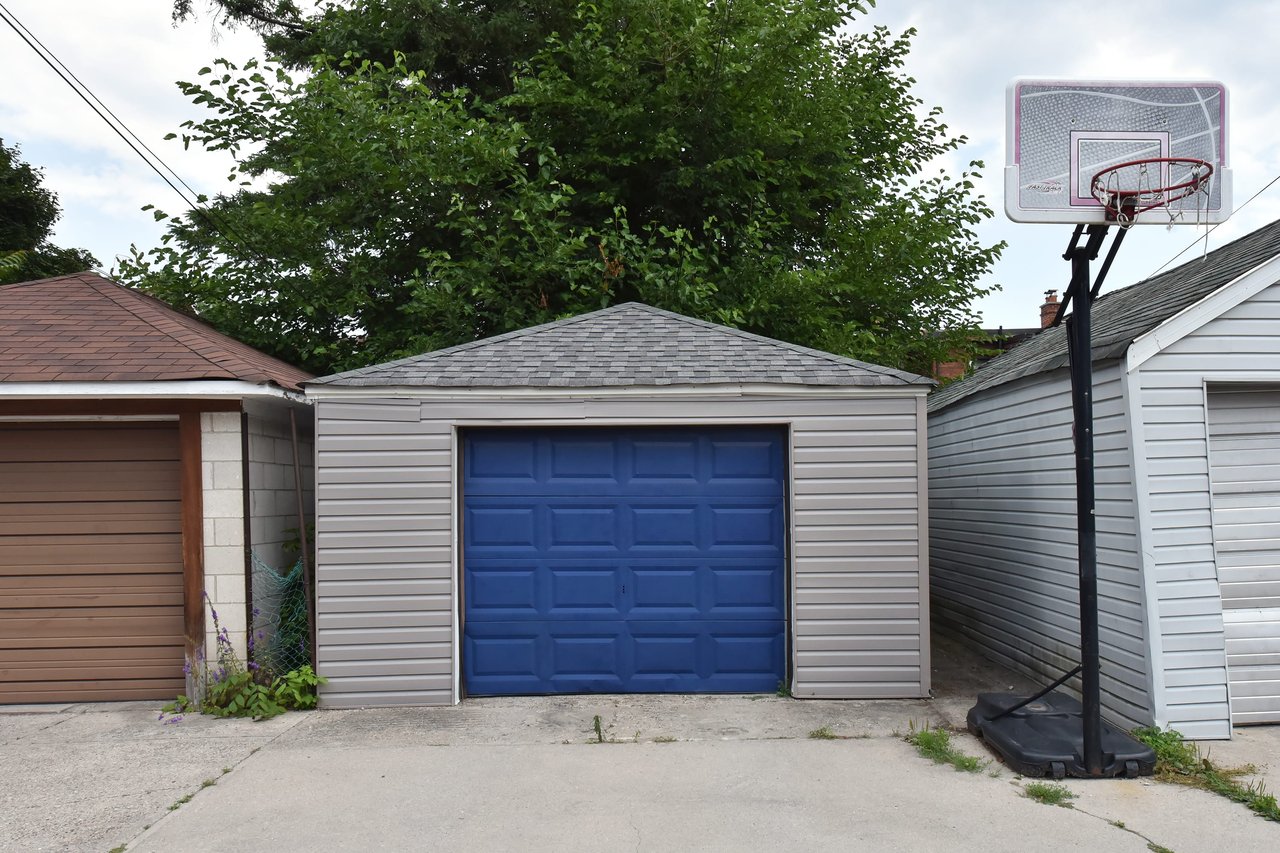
[462,426,786,695]
[0,422,185,703]
[1208,386,1280,725]
[1,271,314,706]
[308,302,934,708]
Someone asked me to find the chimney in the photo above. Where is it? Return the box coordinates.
[1040,289,1059,329]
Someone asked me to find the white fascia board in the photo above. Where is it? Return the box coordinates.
[1127,252,1280,373]
[304,382,931,401]
[0,380,306,403]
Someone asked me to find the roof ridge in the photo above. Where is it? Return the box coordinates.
[87,276,261,379]
[83,274,311,388]
[626,303,931,384]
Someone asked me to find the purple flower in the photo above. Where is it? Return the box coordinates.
[183,660,192,677]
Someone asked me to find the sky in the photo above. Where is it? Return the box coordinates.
[2,0,1279,330]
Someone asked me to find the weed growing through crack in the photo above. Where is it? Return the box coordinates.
[167,793,194,812]
[200,778,217,789]
[653,735,677,743]
[904,723,985,773]
[1109,819,1126,829]
[592,714,604,744]
[775,681,791,698]
[1023,781,1076,807]
[108,846,127,853]
[808,726,838,740]
[1146,843,1175,853]
[1133,726,1280,823]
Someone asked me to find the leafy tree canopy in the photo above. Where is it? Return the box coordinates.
[0,139,99,285]
[142,0,1003,376]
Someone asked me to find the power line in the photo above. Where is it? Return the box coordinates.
[0,1,269,266]
[1145,171,1280,279]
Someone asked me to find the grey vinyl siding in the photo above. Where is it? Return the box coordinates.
[928,363,1151,729]
[1136,280,1280,737]
[313,391,929,707]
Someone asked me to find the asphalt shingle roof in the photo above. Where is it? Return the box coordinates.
[0,272,313,390]
[312,303,931,388]
[929,218,1280,413]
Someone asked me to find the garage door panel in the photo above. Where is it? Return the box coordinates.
[465,620,784,695]
[1210,387,1280,723]
[463,427,786,696]
[0,425,178,463]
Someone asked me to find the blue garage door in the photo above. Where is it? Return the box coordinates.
[463,427,786,696]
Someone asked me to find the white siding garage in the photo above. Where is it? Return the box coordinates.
[928,218,1280,739]
[307,303,933,707]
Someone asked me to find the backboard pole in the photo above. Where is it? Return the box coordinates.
[1064,224,1109,777]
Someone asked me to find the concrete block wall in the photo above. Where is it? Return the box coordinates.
[246,408,314,573]
[200,411,248,659]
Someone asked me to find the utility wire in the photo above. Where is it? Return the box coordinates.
[1146,171,1280,279]
[0,1,269,265]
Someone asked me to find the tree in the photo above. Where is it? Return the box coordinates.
[139,0,1003,375]
[0,140,99,285]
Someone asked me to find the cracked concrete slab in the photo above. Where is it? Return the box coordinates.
[0,702,309,853]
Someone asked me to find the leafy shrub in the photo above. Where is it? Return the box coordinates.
[161,595,325,722]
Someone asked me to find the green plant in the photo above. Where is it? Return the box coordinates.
[272,665,325,710]
[808,726,838,740]
[593,714,604,743]
[904,724,985,773]
[108,845,127,853]
[159,595,326,723]
[775,680,791,698]
[1022,781,1076,807]
[1133,726,1279,822]
[1147,844,1174,853]
[653,736,676,744]
[200,778,217,789]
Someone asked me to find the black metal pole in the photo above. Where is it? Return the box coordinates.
[1066,225,1108,777]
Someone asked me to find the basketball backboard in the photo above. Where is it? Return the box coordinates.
[1006,78,1231,225]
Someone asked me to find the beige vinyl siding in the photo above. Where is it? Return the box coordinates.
[928,363,1152,729]
[1135,280,1280,736]
[313,391,929,707]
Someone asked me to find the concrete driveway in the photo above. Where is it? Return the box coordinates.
[3,645,1278,853]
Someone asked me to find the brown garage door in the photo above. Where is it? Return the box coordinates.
[0,422,186,703]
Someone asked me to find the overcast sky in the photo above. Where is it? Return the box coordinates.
[3,0,1278,329]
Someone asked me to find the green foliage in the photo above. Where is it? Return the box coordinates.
[136,0,1003,376]
[159,596,326,723]
[592,714,604,743]
[1022,781,1076,807]
[904,723,985,773]
[775,680,791,698]
[808,726,838,740]
[1133,726,1280,822]
[0,139,98,284]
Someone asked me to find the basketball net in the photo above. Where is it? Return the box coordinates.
[1091,157,1214,231]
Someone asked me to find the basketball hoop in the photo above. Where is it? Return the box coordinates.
[1090,157,1214,228]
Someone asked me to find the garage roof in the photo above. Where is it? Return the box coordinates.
[929,217,1280,412]
[312,303,931,389]
[0,272,312,390]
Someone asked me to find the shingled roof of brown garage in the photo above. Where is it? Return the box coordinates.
[0,272,312,390]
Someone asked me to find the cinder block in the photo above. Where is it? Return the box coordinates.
[215,573,247,604]
[202,431,242,463]
[204,544,245,576]
[213,460,244,490]
[210,412,241,433]
[203,488,243,519]
[214,517,245,547]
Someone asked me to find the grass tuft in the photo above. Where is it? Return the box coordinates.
[904,724,985,773]
[808,726,838,740]
[1133,726,1280,823]
[1023,781,1076,807]
[1146,843,1175,853]
[653,735,677,744]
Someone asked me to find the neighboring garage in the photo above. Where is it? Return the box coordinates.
[0,272,313,705]
[927,218,1280,738]
[306,303,934,707]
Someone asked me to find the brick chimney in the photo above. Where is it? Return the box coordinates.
[1040,289,1059,329]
